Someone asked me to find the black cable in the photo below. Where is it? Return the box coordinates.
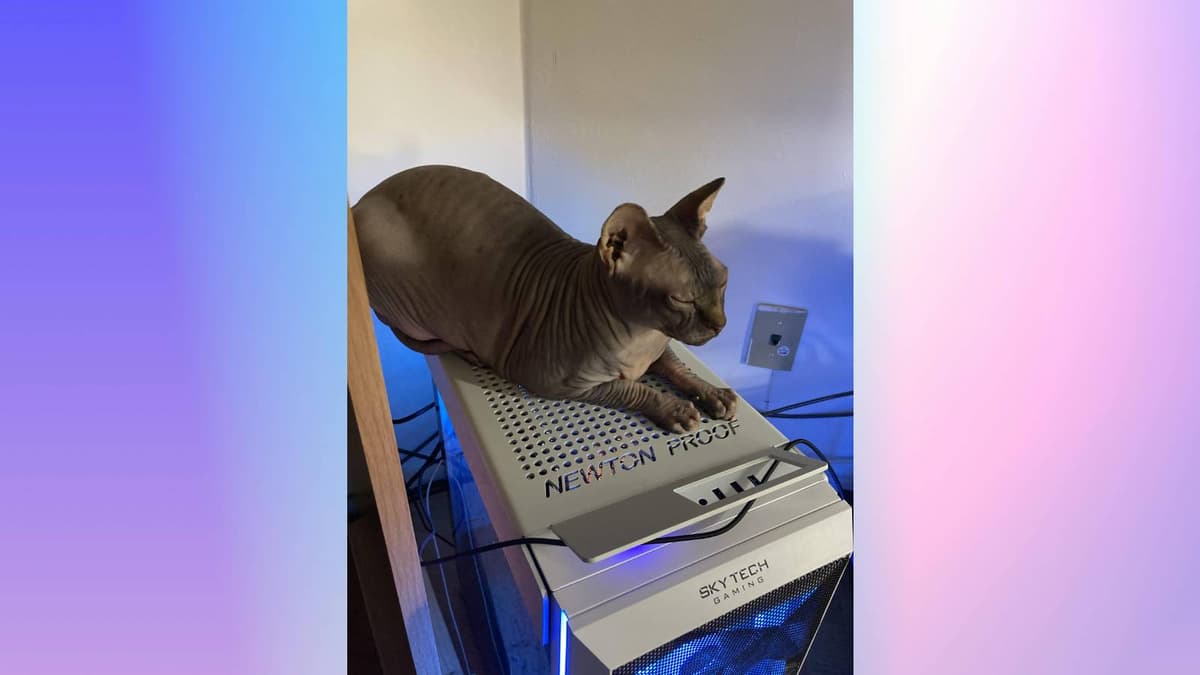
[405,441,445,492]
[765,410,853,419]
[408,445,442,488]
[754,392,851,497]
[402,397,443,488]
[398,396,441,503]
[757,391,853,420]
[399,430,439,462]
[758,389,854,415]
[392,401,436,425]
[400,449,435,462]
[789,437,848,502]
[418,438,823,567]
[419,537,567,567]
[647,438,799,544]
[409,462,434,533]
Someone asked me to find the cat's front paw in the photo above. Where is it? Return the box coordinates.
[648,398,702,434]
[693,387,738,420]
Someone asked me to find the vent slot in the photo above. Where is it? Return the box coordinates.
[672,457,780,506]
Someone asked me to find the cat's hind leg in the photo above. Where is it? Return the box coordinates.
[649,346,739,420]
[386,326,487,368]
[387,326,458,355]
[578,379,701,434]
[457,350,486,367]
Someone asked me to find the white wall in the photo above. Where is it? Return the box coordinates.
[348,0,853,487]
[348,0,527,448]
[523,0,854,486]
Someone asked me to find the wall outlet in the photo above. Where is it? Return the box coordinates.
[743,303,807,371]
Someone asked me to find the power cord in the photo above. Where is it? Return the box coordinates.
[399,430,439,464]
[418,535,566,567]
[418,437,823,567]
[767,410,853,419]
[755,391,852,499]
[393,400,436,425]
[757,389,853,418]
[789,437,848,503]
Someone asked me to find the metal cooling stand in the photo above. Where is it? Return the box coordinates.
[429,341,853,675]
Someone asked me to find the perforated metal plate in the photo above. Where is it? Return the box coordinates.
[428,342,792,539]
[473,367,704,481]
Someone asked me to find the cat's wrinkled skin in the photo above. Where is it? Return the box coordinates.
[353,165,736,433]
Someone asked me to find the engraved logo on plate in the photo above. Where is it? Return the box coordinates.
[543,420,740,499]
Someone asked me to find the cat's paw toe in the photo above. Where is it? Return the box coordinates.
[653,400,702,434]
[695,387,738,420]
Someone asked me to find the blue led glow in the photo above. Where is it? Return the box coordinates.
[625,567,840,675]
[559,610,569,673]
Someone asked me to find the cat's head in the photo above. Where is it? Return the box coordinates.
[597,177,729,346]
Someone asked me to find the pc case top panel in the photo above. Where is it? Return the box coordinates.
[551,443,829,562]
[429,342,790,538]
[532,474,845,608]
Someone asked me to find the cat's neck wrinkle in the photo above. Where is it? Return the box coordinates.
[501,242,630,369]
[578,250,632,345]
[498,239,594,367]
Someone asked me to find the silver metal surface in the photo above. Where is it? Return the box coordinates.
[526,474,850,669]
[428,341,854,674]
[572,504,851,670]
[430,343,796,545]
[551,447,827,562]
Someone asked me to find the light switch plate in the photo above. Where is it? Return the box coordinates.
[743,303,808,371]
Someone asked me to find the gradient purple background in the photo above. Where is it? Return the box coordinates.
[1,3,344,674]
[1,2,1195,674]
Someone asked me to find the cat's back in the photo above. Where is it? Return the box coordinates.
[351,165,579,356]
[354,164,562,249]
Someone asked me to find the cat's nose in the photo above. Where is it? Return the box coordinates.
[703,314,726,332]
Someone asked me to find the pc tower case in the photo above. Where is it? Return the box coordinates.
[429,343,852,674]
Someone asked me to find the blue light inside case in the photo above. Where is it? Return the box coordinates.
[559,610,569,673]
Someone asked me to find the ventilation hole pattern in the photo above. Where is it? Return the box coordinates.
[614,557,848,675]
[472,366,713,480]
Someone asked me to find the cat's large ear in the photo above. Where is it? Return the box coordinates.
[598,203,666,276]
[665,177,725,239]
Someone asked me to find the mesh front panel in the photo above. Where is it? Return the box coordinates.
[614,558,847,675]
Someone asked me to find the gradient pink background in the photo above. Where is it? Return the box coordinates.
[856,2,1199,673]
[1,1,1196,674]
